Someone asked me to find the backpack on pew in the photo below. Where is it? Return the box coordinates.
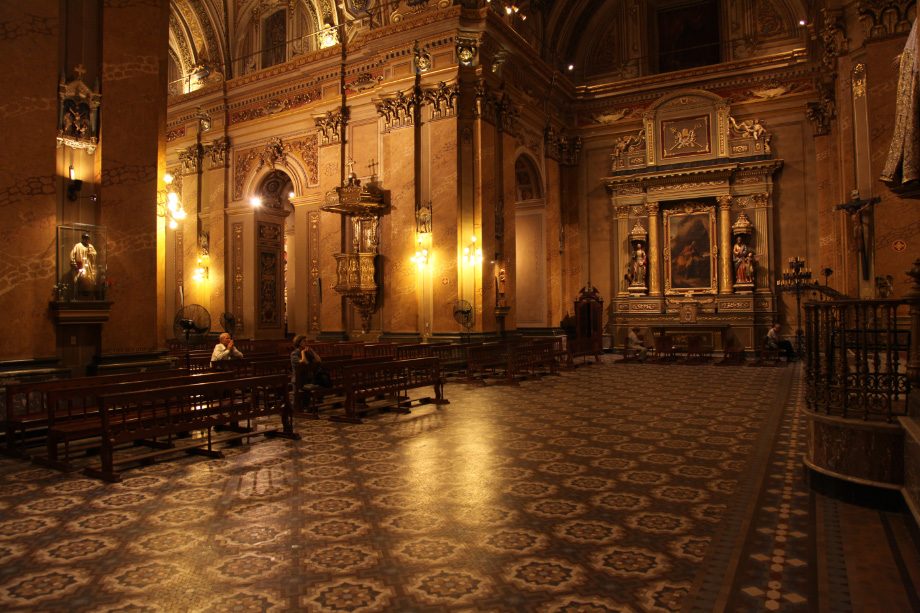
[312,365,333,388]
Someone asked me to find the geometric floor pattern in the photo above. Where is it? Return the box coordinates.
[0,359,915,612]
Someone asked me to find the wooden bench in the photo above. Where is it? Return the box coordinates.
[460,343,510,384]
[334,358,448,424]
[526,337,569,370]
[34,372,234,471]
[754,339,782,366]
[568,336,603,366]
[292,356,395,418]
[499,342,561,385]
[652,335,677,363]
[621,339,641,362]
[429,343,473,378]
[3,369,187,458]
[79,374,299,482]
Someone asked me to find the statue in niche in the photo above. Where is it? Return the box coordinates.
[498,267,507,306]
[737,252,755,284]
[417,201,432,234]
[630,240,647,287]
[70,232,97,297]
[732,235,749,281]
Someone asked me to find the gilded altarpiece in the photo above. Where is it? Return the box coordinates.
[603,89,782,351]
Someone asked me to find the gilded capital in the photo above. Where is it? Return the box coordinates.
[178,144,203,175]
[615,204,630,218]
[204,137,230,169]
[646,202,659,214]
[717,195,733,209]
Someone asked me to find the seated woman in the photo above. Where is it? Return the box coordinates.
[291,334,332,388]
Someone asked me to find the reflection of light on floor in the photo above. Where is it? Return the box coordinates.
[401,408,496,523]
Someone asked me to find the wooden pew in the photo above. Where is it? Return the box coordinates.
[292,356,394,418]
[460,343,510,384]
[567,336,603,366]
[3,369,186,458]
[334,357,448,424]
[78,374,299,482]
[429,343,473,377]
[498,341,561,385]
[35,372,234,471]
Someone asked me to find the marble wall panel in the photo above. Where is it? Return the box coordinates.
[380,124,418,333]
[516,211,545,326]
[0,3,60,360]
[499,130,517,332]
[430,118,459,333]
[98,0,168,353]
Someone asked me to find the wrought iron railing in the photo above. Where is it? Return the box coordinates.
[804,259,920,422]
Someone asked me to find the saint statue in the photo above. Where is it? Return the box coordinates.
[732,236,749,282]
[631,242,647,286]
[70,232,96,296]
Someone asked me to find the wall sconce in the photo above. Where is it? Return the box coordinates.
[410,236,430,268]
[69,165,75,181]
[250,196,261,207]
[193,257,209,283]
[156,172,186,229]
[463,236,483,265]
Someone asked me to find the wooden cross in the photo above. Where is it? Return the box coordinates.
[74,64,86,80]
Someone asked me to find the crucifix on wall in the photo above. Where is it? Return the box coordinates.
[835,190,880,281]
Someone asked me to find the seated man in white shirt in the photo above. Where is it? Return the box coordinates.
[211,333,244,364]
[628,326,648,361]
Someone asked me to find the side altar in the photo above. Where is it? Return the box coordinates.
[603,89,782,351]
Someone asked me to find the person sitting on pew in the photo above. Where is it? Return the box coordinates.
[292,334,332,388]
[628,326,648,362]
[766,323,795,363]
[211,332,243,364]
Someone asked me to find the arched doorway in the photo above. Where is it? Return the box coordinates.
[513,155,547,328]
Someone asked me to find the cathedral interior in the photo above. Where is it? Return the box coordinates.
[2,0,920,611]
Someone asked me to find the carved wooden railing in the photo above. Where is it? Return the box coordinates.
[804,259,920,422]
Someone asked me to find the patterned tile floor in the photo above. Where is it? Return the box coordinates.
[0,359,917,612]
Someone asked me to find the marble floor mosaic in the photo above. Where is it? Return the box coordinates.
[0,359,915,612]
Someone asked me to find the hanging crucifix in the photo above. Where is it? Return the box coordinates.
[835,190,880,281]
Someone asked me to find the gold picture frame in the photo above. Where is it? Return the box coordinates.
[663,203,718,295]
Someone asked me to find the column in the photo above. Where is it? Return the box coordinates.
[615,203,630,296]
[647,202,661,296]
[203,138,229,321]
[380,107,419,337]
[718,195,733,294]
[752,198,771,291]
[0,2,60,360]
[178,145,203,308]
[98,0,169,355]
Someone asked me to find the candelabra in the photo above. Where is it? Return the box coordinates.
[156,173,186,229]
[776,256,813,358]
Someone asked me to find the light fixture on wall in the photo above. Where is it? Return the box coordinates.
[463,236,483,265]
[250,196,262,207]
[193,257,209,283]
[156,172,186,229]
[69,165,76,181]
[410,236,429,268]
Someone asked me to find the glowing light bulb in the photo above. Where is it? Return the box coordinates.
[250,196,261,207]
[163,173,173,185]
[168,219,178,229]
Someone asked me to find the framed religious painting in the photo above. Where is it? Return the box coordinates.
[663,203,718,294]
